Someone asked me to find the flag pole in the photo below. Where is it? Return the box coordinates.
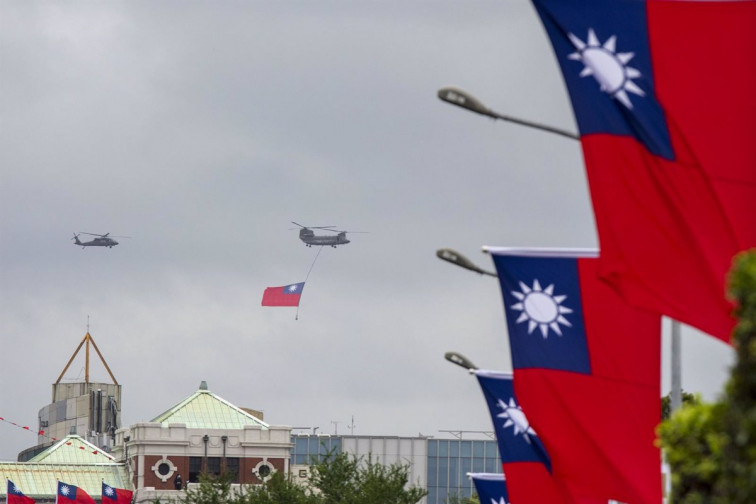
[670,320,682,412]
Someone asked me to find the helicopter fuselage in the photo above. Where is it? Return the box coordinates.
[298,230,350,248]
[72,233,119,248]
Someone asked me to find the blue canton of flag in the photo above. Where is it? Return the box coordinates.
[475,370,551,471]
[285,282,304,293]
[491,252,591,374]
[534,0,673,159]
[470,473,510,504]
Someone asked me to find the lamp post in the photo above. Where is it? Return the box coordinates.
[437,86,578,140]
[437,248,496,277]
[437,87,682,412]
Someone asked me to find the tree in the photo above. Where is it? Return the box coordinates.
[661,391,699,421]
[659,250,756,503]
[308,451,427,504]
[176,450,426,504]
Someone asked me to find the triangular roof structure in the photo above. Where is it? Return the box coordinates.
[151,381,269,430]
[27,434,115,463]
[0,436,129,499]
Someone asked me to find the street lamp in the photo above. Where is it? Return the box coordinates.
[444,351,478,371]
[437,86,682,412]
[436,248,496,277]
[437,86,579,141]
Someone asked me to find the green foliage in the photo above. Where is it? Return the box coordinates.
[659,250,756,503]
[445,492,479,504]
[658,401,726,503]
[718,250,756,502]
[661,391,700,421]
[177,450,426,504]
[238,472,320,504]
[309,451,427,504]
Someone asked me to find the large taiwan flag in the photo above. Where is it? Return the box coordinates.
[531,0,756,343]
[261,282,304,307]
[475,370,566,504]
[489,248,662,504]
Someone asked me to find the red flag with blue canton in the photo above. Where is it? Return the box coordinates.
[489,248,662,504]
[55,482,95,504]
[469,473,511,504]
[532,0,756,342]
[474,370,567,504]
[7,480,35,504]
[261,282,304,306]
[101,483,133,504]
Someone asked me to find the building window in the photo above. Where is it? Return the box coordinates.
[253,460,275,482]
[189,457,203,483]
[207,457,221,476]
[225,458,240,483]
[151,456,177,482]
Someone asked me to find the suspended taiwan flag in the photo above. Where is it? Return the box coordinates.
[101,483,133,504]
[55,482,96,504]
[261,282,304,307]
[532,0,756,342]
[489,248,662,504]
[7,481,35,504]
[469,473,511,504]
[474,370,566,504]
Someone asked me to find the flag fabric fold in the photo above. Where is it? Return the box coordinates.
[531,0,756,342]
[474,370,567,504]
[55,482,95,504]
[489,248,662,504]
[7,481,35,504]
[101,483,133,504]
[261,282,304,307]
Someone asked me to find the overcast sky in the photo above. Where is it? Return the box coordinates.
[0,0,734,461]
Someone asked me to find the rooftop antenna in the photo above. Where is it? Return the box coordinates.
[348,415,356,435]
[55,319,118,386]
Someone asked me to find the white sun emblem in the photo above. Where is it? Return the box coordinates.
[288,285,299,292]
[491,498,510,504]
[510,279,572,338]
[567,28,645,109]
[60,486,71,496]
[497,397,537,444]
[105,487,114,497]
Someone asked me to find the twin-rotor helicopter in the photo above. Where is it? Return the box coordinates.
[290,222,366,248]
[72,232,129,249]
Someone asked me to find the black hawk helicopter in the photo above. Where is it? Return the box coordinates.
[291,222,366,248]
[72,232,129,248]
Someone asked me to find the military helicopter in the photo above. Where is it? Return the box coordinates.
[291,222,365,248]
[72,232,129,248]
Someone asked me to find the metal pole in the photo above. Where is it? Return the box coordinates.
[670,320,682,412]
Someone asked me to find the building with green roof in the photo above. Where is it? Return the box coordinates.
[111,380,292,504]
[0,435,130,502]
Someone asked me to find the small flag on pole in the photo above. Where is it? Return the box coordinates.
[262,282,305,306]
[55,482,96,504]
[7,481,35,504]
[101,483,133,504]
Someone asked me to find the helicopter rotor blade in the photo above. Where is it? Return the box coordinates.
[78,232,131,238]
[290,222,336,230]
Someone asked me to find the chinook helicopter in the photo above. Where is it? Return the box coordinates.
[291,222,365,248]
[72,232,129,248]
